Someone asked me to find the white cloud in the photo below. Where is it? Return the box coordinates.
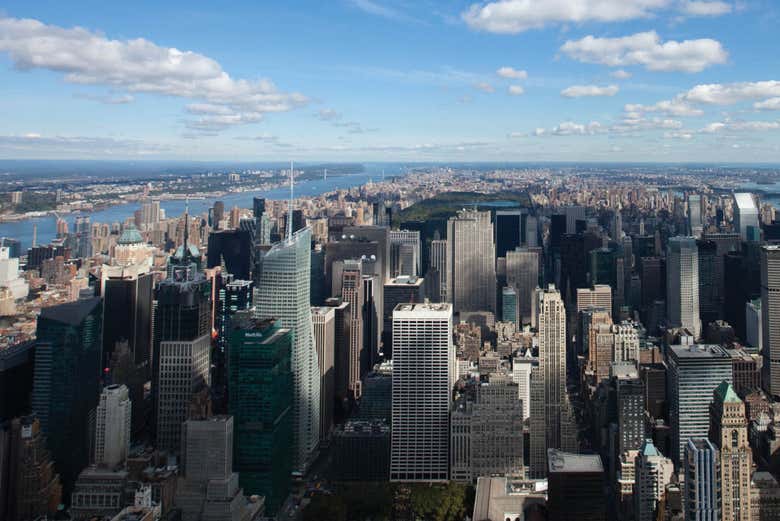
[0,133,169,156]
[74,92,135,104]
[679,1,732,16]
[462,0,671,34]
[561,84,619,98]
[700,120,780,133]
[664,130,694,139]
[347,0,421,23]
[475,82,495,93]
[560,31,728,73]
[535,121,605,136]
[682,81,780,104]
[610,69,632,79]
[508,85,525,96]
[0,16,308,131]
[496,66,528,79]
[624,98,704,117]
[316,108,342,121]
[755,98,780,111]
[612,116,683,132]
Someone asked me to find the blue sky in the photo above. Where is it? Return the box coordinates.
[0,0,779,162]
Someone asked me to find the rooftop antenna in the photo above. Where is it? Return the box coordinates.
[182,196,190,260]
[287,160,294,241]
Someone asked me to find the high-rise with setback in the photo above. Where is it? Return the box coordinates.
[761,245,780,396]
[446,210,496,314]
[667,236,702,338]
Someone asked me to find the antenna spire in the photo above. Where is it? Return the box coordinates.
[182,196,190,260]
[287,160,294,241]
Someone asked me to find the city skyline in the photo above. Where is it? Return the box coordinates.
[0,1,779,162]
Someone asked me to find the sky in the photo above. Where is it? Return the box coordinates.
[0,0,779,163]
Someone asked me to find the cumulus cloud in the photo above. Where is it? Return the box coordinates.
[560,31,728,73]
[664,130,695,139]
[561,84,619,98]
[475,82,495,93]
[462,0,671,34]
[700,120,780,133]
[611,116,683,133]
[679,1,732,16]
[610,69,632,79]
[74,92,135,104]
[508,85,525,96]
[624,98,704,117]
[0,16,308,131]
[496,66,528,79]
[681,81,780,104]
[316,108,342,121]
[755,98,780,111]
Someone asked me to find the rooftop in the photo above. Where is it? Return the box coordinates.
[117,224,144,245]
[669,344,730,360]
[714,381,742,404]
[39,297,101,327]
[547,449,603,474]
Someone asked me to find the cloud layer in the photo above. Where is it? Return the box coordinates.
[561,84,619,98]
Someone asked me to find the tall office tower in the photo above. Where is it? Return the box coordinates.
[697,239,720,325]
[635,440,674,521]
[389,230,421,277]
[734,193,759,241]
[175,416,261,521]
[325,298,352,400]
[501,286,518,324]
[338,260,365,400]
[139,198,161,230]
[565,206,586,234]
[253,227,320,475]
[746,299,762,351]
[525,215,538,248]
[154,242,212,453]
[577,284,613,314]
[212,200,225,229]
[590,321,615,383]
[94,384,131,468]
[206,229,253,280]
[102,267,153,435]
[214,276,253,356]
[667,236,702,338]
[74,216,92,258]
[529,286,568,478]
[547,450,606,521]
[252,197,271,247]
[446,209,497,314]
[0,417,62,521]
[613,363,644,455]
[450,376,524,482]
[684,438,720,521]
[709,382,752,520]
[612,209,623,240]
[429,239,447,302]
[688,194,704,237]
[511,353,536,420]
[613,320,640,363]
[390,302,453,482]
[761,246,780,396]
[311,306,335,441]
[32,297,102,497]
[383,275,425,351]
[506,247,541,324]
[228,314,293,514]
[750,472,780,521]
[495,210,524,258]
[668,344,733,465]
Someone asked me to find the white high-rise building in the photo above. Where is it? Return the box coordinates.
[734,193,759,241]
[576,284,613,314]
[156,335,211,453]
[390,302,453,482]
[667,236,701,338]
[0,246,29,300]
[511,353,536,420]
[446,210,496,314]
[688,194,703,237]
[253,227,320,475]
[529,285,572,477]
[389,229,421,277]
[634,439,674,521]
[506,247,541,325]
[761,245,780,395]
[94,384,131,468]
[429,239,447,302]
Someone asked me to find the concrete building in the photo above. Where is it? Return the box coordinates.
[734,193,759,241]
[761,245,780,396]
[667,236,701,339]
[512,354,536,420]
[311,306,336,441]
[471,477,547,521]
[446,210,497,314]
[429,239,447,302]
[635,439,674,521]
[576,284,613,315]
[547,450,605,521]
[506,247,541,325]
[95,384,132,469]
[746,299,762,351]
[390,303,453,482]
[613,362,644,455]
[750,471,780,521]
[668,344,733,465]
[389,229,421,277]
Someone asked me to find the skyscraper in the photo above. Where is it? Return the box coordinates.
[734,193,759,241]
[530,285,573,477]
[311,306,336,440]
[761,245,780,396]
[94,384,131,469]
[253,227,320,475]
[709,382,752,520]
[390,302,453,482]
[228,314,293,514]
[684,438,720,521]
[429,238,447,302]
[668,344,733,464]
[634,439,674,521]
[667,236,701,338]
[339,259,365,400]
[614,362,644,455]
[501,286,517,324]
[32,297,103,496]
[389,229,421,277]
[506,246,541,324]
[547,450,606,521]
[446,209,496,314]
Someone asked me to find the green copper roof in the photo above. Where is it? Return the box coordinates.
[714,381,742,404]
[117,224,143,245]
[640,439,660,457]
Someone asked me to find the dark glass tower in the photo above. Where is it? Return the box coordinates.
[228,313,293,515]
